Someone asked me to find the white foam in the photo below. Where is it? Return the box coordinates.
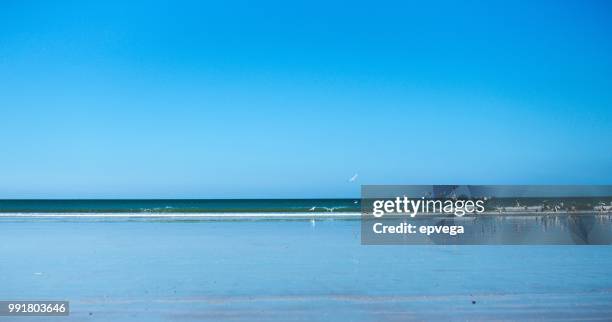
[0,212,362,220]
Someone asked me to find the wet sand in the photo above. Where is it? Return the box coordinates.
[1,220,612,321]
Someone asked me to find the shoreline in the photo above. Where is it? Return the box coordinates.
[0,211,611,221]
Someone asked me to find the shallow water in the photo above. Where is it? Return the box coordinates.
[1,220,612,321]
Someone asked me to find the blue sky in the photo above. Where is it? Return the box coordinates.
[1,0,611,198]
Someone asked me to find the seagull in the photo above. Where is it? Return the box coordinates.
[323,207,335,212]
[348,173,358,182]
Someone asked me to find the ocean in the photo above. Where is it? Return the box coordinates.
[0,199,360,213]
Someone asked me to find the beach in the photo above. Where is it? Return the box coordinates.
[1,219,612,321]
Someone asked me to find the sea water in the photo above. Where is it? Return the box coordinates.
[0,199,360,213]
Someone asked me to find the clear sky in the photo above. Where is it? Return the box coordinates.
[1,0,611,198]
